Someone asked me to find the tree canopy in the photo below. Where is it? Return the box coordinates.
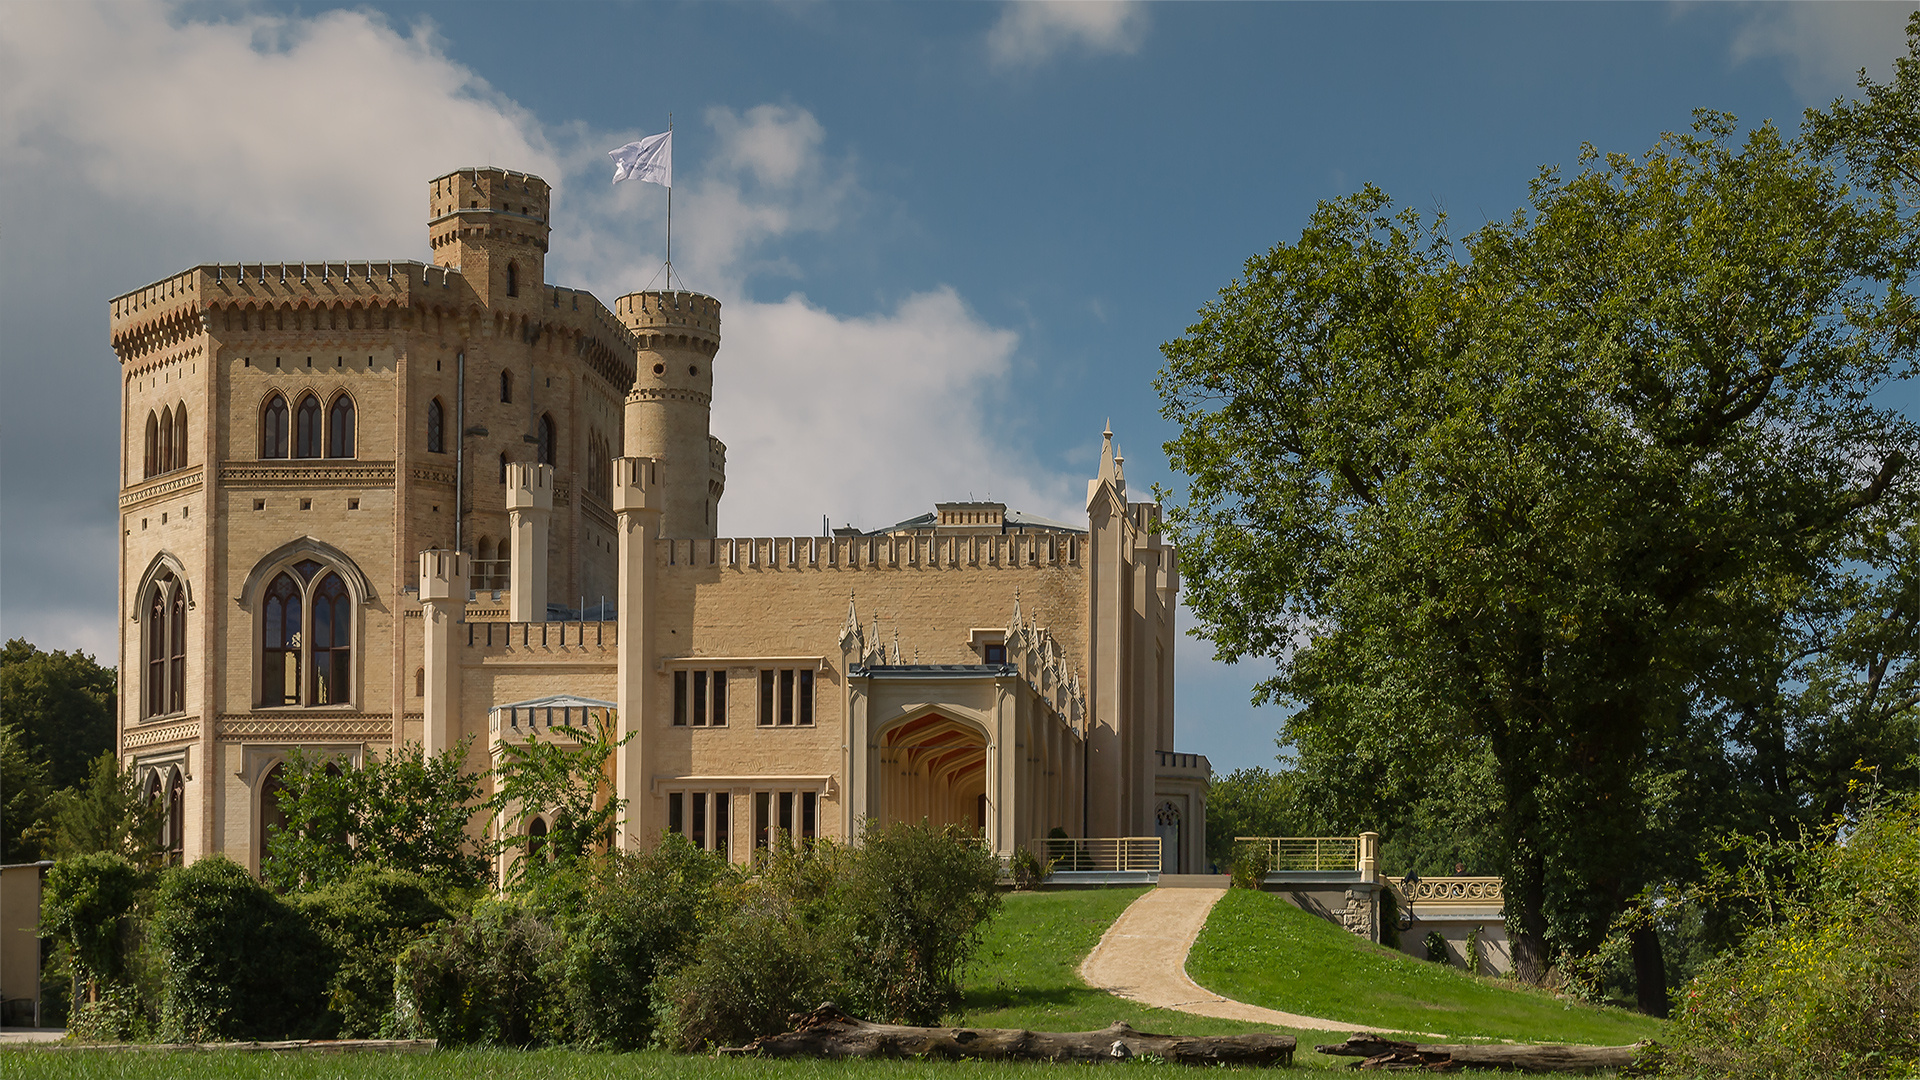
[1160,72,1916,1008]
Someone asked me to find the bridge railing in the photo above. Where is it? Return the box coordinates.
[1029,836,1162,873]
[1236,835,1362,872]
[1395,876,1505,904]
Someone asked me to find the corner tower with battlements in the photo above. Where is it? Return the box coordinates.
[614,291,725,538]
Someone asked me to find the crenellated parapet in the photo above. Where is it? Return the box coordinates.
[611,456,665,514]
[655,532,1082,572]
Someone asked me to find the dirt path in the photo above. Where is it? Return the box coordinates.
[1077,885,1362,1030]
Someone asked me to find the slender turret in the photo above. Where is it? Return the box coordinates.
[613,290,724,537]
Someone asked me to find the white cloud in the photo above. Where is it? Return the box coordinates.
[708,104,827,188]
[1726,1,1917,100]
[986,1,1148,69]
[713,287,1081,534]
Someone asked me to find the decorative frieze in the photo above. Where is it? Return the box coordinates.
[219,461,397,486]
[217,714,395,740]
[123,718,201,749]
[120,466,206,510]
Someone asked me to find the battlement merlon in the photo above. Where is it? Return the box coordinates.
[613,291,723,341]
[109,261,467,359]
[504,462,555,513]
[612,456,666,514]
[418,549,471,603]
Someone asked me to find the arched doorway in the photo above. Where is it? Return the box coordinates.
[1156,800,1182,874]
[875,713,988,834]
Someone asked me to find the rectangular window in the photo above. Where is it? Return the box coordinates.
[669,789,734,854]
[714,792,730,857]
[712,671,727,726]
[799,670,815,726]
[673,670,687,726]
[779,669,795,725]
[778,791,794,836]
[759,669,774,726]
[673,669,728,727]
[691,791,706,849]
[693,670,708,726]
[755,668,818,728]
[668,791,684,835]
[754,792,771,849]
[801,791,818,840]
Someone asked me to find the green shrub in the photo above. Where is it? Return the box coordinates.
[393,899,558,1045]
[834,820,1002,1025]
[659,877,831,1051]
[1424,930,1449,964]
[537,835,737,1048]
[1664,790,1920,1078]
[1229,839,1270,889]
[39,852,146,1003]
[293,867,455,1038]
[1009,845,1048,890]
[148,855,329,1041]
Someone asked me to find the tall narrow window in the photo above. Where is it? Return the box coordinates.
[501,369,513,404]
[173,403,188,470]
[506,261,519,297]
[260,763,288,854]
[799,670,815,726]
[527,817,547,861]
[759,670,775,726]
[327,394,355,458]
[780,669,796,726]
[310,573,351,705]
[262,572,302,706]
[538,414,556,466]
[169,586,187,714]
[673,669,687,726]
[499,453,510,484]
[294,394,322,458]
[144,411,160,477]
[147,587,167,716]
[427,399,445,453]
[158,407,174,473]
[261,394,289,459]
[167,769,185,865]
[714,793,730,856]
[693,670,708,726]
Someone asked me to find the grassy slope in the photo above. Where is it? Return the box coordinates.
[1187,888,1665,1045]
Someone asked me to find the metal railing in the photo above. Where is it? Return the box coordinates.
[1237,836,1361,872]
[1029,836,1162,873]
[1396,876,1504,903]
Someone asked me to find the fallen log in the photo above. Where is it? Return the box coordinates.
[726,1003,1296,1066]
[1315,1034,1650,1073]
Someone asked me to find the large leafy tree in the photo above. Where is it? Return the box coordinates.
[2,638,115,790]
[264,743,487,891]
[1159,106,1915,1012]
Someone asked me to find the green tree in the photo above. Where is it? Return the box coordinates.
[1,721,52,862]
[264,743,486,891]
[1158,113,1915,1012]
[1,639,116,790]
[489,713,628,885]
[32,751,164,861]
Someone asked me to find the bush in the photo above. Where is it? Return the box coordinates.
[659,876,831,1051]
[39,852,146,1002]
[834,820,1002,1025]
[393,899,558,1045]
[537,835,738,1048]
[1230,840,1271,889]
[1010,845,1048,890]
[148,855,328,1041]
[293,867,455,1038]
[1424,930,1449,964]
[1664,790,1920,1079]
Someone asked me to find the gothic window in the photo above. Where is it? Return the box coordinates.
[501,369,513,404]
[326,394,355,458]
[258,559,355,708]
[158,407,174,473]
[143,569,190,718]
[166,768,185,865]
[259,762,288,854]
[538,414,555,466]
[294,394,323,458]
[427,399,445,454]
[261,394,289,459]
[173,403,188,470]
[527,817,546,861]
[506,261,519,297]
[144,411,159,478]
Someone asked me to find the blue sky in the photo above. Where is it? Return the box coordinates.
[1,1,1913,774]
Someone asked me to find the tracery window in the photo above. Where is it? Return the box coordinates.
[294,394,323,458]
[258,559,353,707]
[427,399,445,454]
[326,394,355,458]
[144,569,190,718]
[262,394,289,459]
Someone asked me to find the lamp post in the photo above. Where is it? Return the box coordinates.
[1399,869,1420,931]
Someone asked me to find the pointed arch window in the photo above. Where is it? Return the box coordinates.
[295,394,323,458]
[262,394,289,459]
[158,407,174,473]
[501,369,514,404]
[257,560,355,708]
[144,411,160,478]
[173,403,188,470]
[143,569,191,718]
[427,398,445,454]
[538,413,556,466]
[327,394,355,458]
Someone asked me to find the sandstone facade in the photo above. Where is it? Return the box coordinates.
[112,167,1210,876]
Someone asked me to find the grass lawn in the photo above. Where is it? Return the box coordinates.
[1187,888,1666,1046]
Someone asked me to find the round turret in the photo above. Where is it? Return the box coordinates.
[615,290,724,538]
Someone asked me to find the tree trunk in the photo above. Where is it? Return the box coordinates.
[1630,923,1668,1018]
[1316,1034,1649,1072]
[725,1004,1297,1066]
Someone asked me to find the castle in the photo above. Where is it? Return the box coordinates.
[111,166,1209,875]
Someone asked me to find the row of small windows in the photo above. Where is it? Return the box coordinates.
[143,403,189,479]
[261,393,354,459]
[666,790,819,854]
[670,668,816,727]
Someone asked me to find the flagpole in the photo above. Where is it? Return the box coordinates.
[665,113,673,291]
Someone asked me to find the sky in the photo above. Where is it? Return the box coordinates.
[1,1,1915,776]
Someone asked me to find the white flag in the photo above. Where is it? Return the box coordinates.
[608,130,672,188]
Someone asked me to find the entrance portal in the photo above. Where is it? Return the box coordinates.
[875,713,988,834]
